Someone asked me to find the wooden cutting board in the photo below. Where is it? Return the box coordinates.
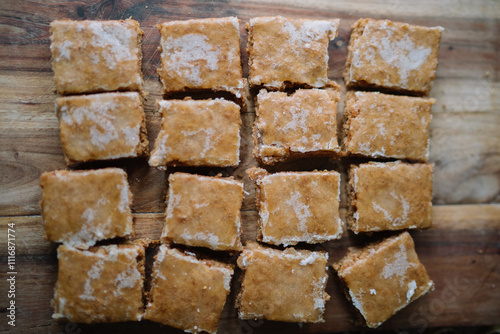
[0,0,499,333]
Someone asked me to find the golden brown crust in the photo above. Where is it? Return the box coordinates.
[144,245,234,334]
[148,98,241,169]
[247,16,339,90]
[40,168,134,249]
[161,172,244,251]
[56,92,148,165]
[334,232,434,328]
[341,91,434,162]
[347,161,433,233]
[344,18,444,96]
[236,241,329,323]
[50,19,144,95]
[247,168,342,246]
[52,243,146,323]
[157,17,245,99]
[253,86,341,165]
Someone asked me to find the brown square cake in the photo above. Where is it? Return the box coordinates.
[237,241,330,323]
[333,231,434,328]
[248,167,342,246]
[50,19,143,95]
[254,87,341,164]
[347,161,433,233]
[52,242,146,323]
[148,98,241,169]
[56,92,148,165]
[162,172,244,251]
[157,17,245,100]
[344,18,444,96]
[341,91,434,162]
[40,168,134,249]
[247,16,339,90]
[144,245,234,334]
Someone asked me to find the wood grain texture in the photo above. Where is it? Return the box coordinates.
[0,205,499,333]
[1,0,499,215]
[0,0,499,332]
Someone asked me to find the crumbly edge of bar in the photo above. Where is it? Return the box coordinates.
[345,165,358,233]
[136,21,145,96]
[340,91,357,157]
[136,110,150,157]
[246,168,266,243]
[343,19,369,86]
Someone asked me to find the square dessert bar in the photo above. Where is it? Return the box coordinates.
[53,242,146,323]
[247,16,339,90]
[344,18,444,96]
[144,245,234,334]
[162,172,244,251]
[347,161,433,233]
[50,19,143,95]
[149,98,241,169]
[56,92,148,165]
[342,91,434,162]
[247,167,342,246]
[40,168,134,249]
[254,87,341,164]
[237,241,329,323]
[333,232,434,328]
[157,17,245,99]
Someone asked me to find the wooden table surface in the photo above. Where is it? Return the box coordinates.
[0,1,499,333]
